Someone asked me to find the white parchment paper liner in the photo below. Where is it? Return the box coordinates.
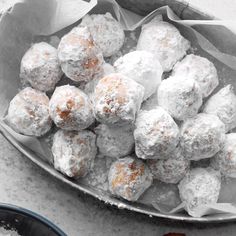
[1,0,236,217]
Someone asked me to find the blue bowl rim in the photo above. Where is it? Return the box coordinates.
[0,203,67,236]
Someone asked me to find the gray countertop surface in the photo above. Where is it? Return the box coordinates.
[1,0,236,235]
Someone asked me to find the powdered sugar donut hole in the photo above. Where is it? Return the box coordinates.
[178,167,221,217]
[7,87,52,137]
[52,129,97,178]
[158,75,202,121]
[81,13,125,57]
[137,17,190,72]
[211,133,236,178]
[147,147,190,183]
[20,42,62,92]
[49,85,94,131]
[203,85,236,132]
[114,50,163,100]
[108,156,153,201]
[134,107,180,160]
[180,113,226,161]
[172,54,219,98]
[93,73,144,126]
[58,26,104,82]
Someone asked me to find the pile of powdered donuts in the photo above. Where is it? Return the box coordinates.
[5,12,236,217]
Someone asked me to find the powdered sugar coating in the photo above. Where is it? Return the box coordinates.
[49,85,94,131]
[114,50,163,100]
[180,113,226,160]
[158,75,202,121]
[137,18,190,72]
[93,73,144,126]
[211,133,236,178]
[108,156,153,201]
[58,26,104,82]
[178,167,221,217]
[20,42,62,92]
[7,87,52,136]
[95,124,134,158]
[147,147,190,183]
[203,85,236,132]
[134,107,180,160]
[83,63,115,97]
[52,129,97,178]
[172,54,219,97]
[81,13,125,57]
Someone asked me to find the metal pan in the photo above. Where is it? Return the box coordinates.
[1,0,236,223]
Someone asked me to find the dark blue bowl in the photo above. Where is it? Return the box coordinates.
[0,203,66,236]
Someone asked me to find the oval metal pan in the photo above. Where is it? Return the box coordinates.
[1,122,236,223]
[1,0,236,223]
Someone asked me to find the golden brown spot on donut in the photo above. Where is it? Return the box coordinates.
[111,163,125,188]
[129,162,145,183]
[117,96,126,105]
[27,109,35,117]
[85,39,95,49]
[98,75,128,105]
[128,161,136,170]
[103,107,111,114]
[112,161,145,189]
[43,51,50,59]
[77,138,86,145]
[56,107,71,120]
[56,97,84,121]
[66,33,82,46]
[79,38,95,48]
[66,99,75,109]
[83,58,99,69]
[66,30,95,49]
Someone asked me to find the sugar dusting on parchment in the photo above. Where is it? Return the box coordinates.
[79,154,115,191]
[139,180,181,209]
